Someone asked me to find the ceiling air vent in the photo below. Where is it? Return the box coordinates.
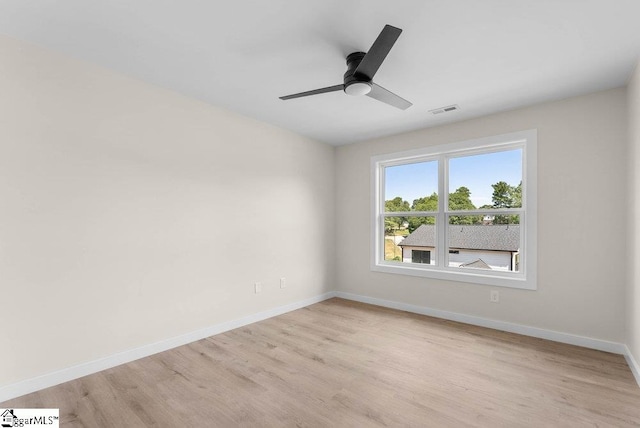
[429,104,460,115]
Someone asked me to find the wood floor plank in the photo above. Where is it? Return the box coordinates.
[3,298,640,427]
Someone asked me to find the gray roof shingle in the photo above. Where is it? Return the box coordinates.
[398,224,520,252]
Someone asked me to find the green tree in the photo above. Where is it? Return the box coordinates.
[491,181,521,224]
[449,187,480,225]
[407,193,438,231]
[386,196,410,212]
[512,181,522,208]
[384,197,410,233]
[412,193,439,211]
[492,181,514,208]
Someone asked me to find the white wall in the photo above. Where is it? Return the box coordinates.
[0,36,335,388]
[336,88,628,342]
[628,63,640,371]
[1,31,636,395]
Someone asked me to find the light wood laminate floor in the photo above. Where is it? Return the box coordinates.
[3,298,640,427]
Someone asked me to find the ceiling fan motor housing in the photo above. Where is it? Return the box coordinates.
[344,52,372,95]
[279,25,411,109]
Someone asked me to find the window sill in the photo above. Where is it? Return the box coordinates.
[372,261,536,290]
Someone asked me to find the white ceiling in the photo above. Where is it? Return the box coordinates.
[1,1,639,145]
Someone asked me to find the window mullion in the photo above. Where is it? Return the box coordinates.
[438,156,447,267]
[378,164,386,264]
[446,208,523,216]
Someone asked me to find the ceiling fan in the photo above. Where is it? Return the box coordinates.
[279,24,412,110]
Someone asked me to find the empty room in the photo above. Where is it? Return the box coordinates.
[2,1,640,426]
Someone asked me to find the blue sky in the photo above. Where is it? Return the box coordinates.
[385,149,522,207]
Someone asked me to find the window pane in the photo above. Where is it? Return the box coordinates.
[384,216,437,264]
[448,149,522,211]
[385,161,438,214]
[447,215,520,272]
[384,218,408,262]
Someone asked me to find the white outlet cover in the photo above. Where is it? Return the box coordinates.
[255,282,262,294]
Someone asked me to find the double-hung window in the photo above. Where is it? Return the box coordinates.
[371,130,537,289]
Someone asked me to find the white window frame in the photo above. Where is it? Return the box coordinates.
[371,129,537,290]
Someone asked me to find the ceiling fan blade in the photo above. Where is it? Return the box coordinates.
[367,83,412,110]
[354,25,402,81]
[279,84,344,100]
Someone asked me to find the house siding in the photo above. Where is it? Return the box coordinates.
[449,249,513,271]
[402,246,436,264]
[402,246,513,271]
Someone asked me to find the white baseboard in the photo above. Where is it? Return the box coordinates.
[337,291,640,388]
[336,291,627,355]
[0,291,337,403]
[624,345,640,387]
[4,290,638,402]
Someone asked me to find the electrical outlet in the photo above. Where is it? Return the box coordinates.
[490,290,499,303]
[280,277,286,289]
[254,282,262,294]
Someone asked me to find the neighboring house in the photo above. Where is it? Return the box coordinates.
[398,224,520,271]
